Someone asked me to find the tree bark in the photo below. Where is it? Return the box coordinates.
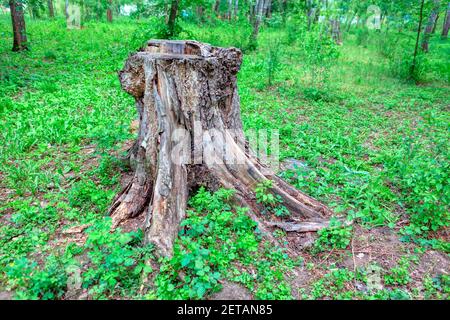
[65,0,69,19]
[346,12,356,32]
[442,2,450,38]
[107,0,113,22]
[213,0,220,17]
[421,0,440,52]
[432,13,440,33]
[111,40,334,257]
[164,0,169,23]
[9,0,28,52]
[233,0,239,19]
[307,8,315,30]
[411,0,425,78]
[48,0,55,18]
[330,19,342,45]
[196,6,204,21]
[266,0,272,18]
[250,0,270,47]
[167,0,180,37]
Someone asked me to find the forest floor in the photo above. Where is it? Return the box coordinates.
[0,16,449,300]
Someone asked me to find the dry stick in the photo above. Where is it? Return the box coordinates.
[351,237,357,273]
[319,249,335,266]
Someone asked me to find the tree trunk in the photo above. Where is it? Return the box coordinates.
[432,13,440,33]
[266,0,272,18]
[197,6,204,21]
[330,19,342,45]
[346,12,356,32]
[442,2,450,38]
[214,0,220,17]
[250,0,270,47]
[48,0,54,18]
[227,0,232,20]
[421,0,440,52]
[306,0,313,30]
[411,0,426,78]
[65,0,69,19]
[233,0,239,19]
[107,0,113,22]
[164,0,169,23]
[167,0,180,37]
[111,40,334,257]
[9,0,28,52]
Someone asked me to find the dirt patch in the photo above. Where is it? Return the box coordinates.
[283,224,449,299]
[337,225,415,271]
[210,281,253,300]
[414,250,449,280]
[0,291,13,300]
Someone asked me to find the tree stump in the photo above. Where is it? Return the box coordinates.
[111,40,334,257]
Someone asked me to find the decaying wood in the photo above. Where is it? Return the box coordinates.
[110,40,335,257]
[267,218,353,233]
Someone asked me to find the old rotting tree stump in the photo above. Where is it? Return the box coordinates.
[110,40,335,257]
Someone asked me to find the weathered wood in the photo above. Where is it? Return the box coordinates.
[111,40,334,257]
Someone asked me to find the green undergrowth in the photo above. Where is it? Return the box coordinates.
[153,188,297,300]
[0,15,448,299]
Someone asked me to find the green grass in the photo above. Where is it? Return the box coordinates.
[0,15,449,300]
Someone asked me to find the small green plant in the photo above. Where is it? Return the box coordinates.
[302,25,340,90]
[81,218,154,299]
[154,187,295,299]
[314,217,353,252]
[421,275,449,299]
[384,257,411,286]
[306,268,355,300]
[6,255,68,300]
[255,180,290,217]
[265,40,282,87]
[5,218,154,300]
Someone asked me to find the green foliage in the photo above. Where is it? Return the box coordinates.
[0,6,449,300]
[314,217,353,252]
[378,33,429,82]
[255,180,290,217]
[305,268,356,300]
[355,28,370,47]
[265,39,282,87]
[5,218,154,300]
[422,274,450,299]
[301,25,340,89]
[154,187,295,300]
[5,255,68,300]
[68,179,115,213]
[384,256,411,286]
[179,19,252,50]
[81,218,154,299]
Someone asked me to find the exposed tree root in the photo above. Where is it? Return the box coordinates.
[266,218,353,233]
